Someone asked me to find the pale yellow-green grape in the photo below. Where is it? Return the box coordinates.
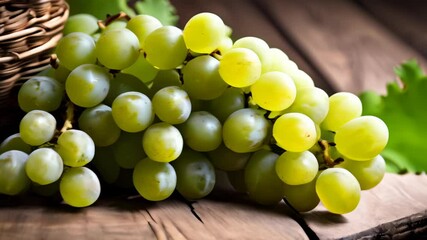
[78,104,121,147]
[218,48,262,88]
[152,86,191,124]
[95,28,140,70]
[104,73,151,106]
[63,13,99,35]
[0,133,32,154]
[122,52,159,84]
[206,87,245,123]
[142,122,183,162]
[92,146,120,184]
[19,110,56,146]
[233,36,271,72]
[133,157,176,201]
[182,55,228,100]
[55,32,97,70]
[244,149,285,205]
[111,91,154,133]
[149,69,182,96]
[217,37,233,54]
[207,143,251,171]
[18,76,64,112]
[287,69,315,91]
[59,167,101,207]
[321,92,362,132]
[25,148,63,185]
[55,129,95,167]
[275,151,318,185]
[144,26,188,70]
[335,116,389,161]
[227,169,247,193]
[172,149,216,200]
[264,48,289,72]
[179,111,222,152]
[111,132,146,169]
[316,168,361,214]
[103,20,127,32]
[273,113,317,152]
[285,87,329,124]
[251,71,296,111]
[223,108,271,153]
[183,12,226,54]
[53,64,70,84]
[283,177,320,212]
[0,150,30,195]
[66,64,111,108]
[336,155,386,190]
[126,14,163,47]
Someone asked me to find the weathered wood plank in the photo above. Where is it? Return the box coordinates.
[254,0,427,94]
[302,173,427,239]
[170,0,336,94]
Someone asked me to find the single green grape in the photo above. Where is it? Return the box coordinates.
[104,73,151,106]
[152,86,191,124]
[285,87,329,124]
[126,14,163,47]
[0,133,32,154]
[25,148,63,185]
[142,122,183,162]
[219,48,261,88]
[55,129,95,167]
[0,150,31,195]
[233,36,271,72]
[111,131,146,169]
[18,76,64,112]
[55,32,97,70]
[60,167,101,207]
[321,92,362,132]
[206,87,245,123]
[283,177,320,212]
[19,110,56,146]
[63,13,99,35]
[275,151,318,185]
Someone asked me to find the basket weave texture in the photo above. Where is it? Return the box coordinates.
[0,0,69,100]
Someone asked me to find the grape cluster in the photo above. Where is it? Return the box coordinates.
[0,12,389,214]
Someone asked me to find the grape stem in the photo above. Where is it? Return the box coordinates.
[98,12,130,30]
[60,101,74,133]
[319,139,343,168]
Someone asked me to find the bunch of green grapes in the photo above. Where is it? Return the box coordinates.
[0,11,388,214]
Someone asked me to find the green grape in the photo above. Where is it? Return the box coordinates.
[335,116,389,161]
[275,151,318,185]
[336,155,385,190]
[142,122,183,162]
[111,132,146,169]
[103,20,127,32]
[223,108,271,153]
[287,69,315,91]
[264,48,289,72]
[244,149,285,205]
[55,32,97,70]
[273,113,317,152]
[207,143,250,171]
[133,157,176,201]
[126,14,162,47]
[233,36,271,72]
[182,55,228,100]
[92,146,120,184]
[19,110,56,146]
[316,168,361,214]
[53,64,71,84]
[321,92,362,132]
[55,129,95,167]
[66,64,111,108]
[0,150,30,195]
[122,52,159,84]
[25,148,63,185]
[219,48,261,88]
[18,76,64,112]
[283,177,320,212]
[179,111,222,152]
[144,26,188,70]
[285,87,329,124]
[63,13,99,35]
[183,12,226,54]
[78,104,121,146]
[152,86,191,124]
[217,37,233,55]
[149,69,182,96]
[104,73,151,106]
[206,87,245,123]
[0,133,32,154]
[111,91,154,133]
[251,71,296,111]
[96,28,140,70]
[60,167,101,207]
[172,149,216,200]
[226,169,247,193]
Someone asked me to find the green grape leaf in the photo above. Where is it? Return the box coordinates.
[66,0,178,25]
[134,0,178,25]
[359,60,427,173]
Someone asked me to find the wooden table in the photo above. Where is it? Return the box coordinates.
[1,0,427,239]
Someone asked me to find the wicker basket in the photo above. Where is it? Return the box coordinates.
[0,0,69,102]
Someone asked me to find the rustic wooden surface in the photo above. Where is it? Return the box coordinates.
[1,0,427,239]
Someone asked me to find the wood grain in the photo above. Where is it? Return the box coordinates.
[254,0,427,94]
